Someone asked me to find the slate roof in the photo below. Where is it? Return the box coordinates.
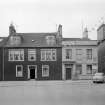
[5,32,62,47]
[0,37,8,47]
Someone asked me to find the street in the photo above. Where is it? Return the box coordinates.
[0,80,105,105]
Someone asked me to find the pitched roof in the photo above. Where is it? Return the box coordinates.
[0,37,8,47]
[5,32,62,47]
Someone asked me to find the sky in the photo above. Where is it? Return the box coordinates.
[0,0,105,39]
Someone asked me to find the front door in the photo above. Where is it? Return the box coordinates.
[30,68,35,79]
[66,68,71,80]
[28,65,37,79]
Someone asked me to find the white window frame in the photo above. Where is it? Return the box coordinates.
[41,49,56,61]
[8,49,24,61]
[42,65,49,77]
[28,49,36,61]
[16,65,23,77]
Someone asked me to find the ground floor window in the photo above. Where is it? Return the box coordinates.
[76,64,82,74]
[87,65,92,74]
[16,65,23,77]
[42,65,49,77]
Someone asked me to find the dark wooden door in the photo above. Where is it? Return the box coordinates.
[30,68,35,79]
[66,68,71,80]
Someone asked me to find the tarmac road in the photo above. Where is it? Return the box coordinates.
[0,80,105,105]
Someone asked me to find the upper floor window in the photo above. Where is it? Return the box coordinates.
[76,49,82,60]
[76,64,82,74]
[28,49,36,61]
[65,49,72,59]
[87,49,92,60]
[9,49,24,61]
[41,49,56,61]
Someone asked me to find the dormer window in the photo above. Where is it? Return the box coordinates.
[9,36,22,46]
[46,36,56,45]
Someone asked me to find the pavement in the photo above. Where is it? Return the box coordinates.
[0,80,93,87]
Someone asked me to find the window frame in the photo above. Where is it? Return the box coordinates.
[76,49,82,60]
[87,49,92,60]
[16,65,23,77]
[28,49,36,61]
[65,49,72,59]
[76,64,82,74]
[41,49,56,61]
[42,65,49,77]
[8,49,24,61]
[86,65,92,74]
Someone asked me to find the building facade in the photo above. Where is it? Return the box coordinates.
[97,24,105,74]
[0,24,99,81]
[0,24,62,81]
[62,28,98,80]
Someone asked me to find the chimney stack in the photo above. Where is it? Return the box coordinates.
[58,24,62,36]
[83,27,88,39]
[9,23,16,36]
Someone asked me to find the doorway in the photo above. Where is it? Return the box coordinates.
[28,65,37,80]
[66,68,72,80]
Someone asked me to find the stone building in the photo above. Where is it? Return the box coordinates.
[62,28,98,80]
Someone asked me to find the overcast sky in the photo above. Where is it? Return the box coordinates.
[0,0,105,39]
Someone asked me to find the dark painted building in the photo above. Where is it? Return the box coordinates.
[97,24,105,74]
[1,24,62,81]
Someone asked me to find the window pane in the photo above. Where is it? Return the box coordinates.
[28,49,36,61]
[41,50,46,61]
[76,65,82,74]
[46,50,52,61]
[8,49,24,61]
[87,65,92,74]
[42,65,49,77]
[65,49,72,59]
[16,65,23,77]
[87,49,92,60]
[76,49,82,60]
[52,49,56,60]
[41,49,56,61]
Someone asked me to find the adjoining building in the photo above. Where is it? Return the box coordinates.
[0,24,62,81]
[97,24,105,74]
[62,28,98,80]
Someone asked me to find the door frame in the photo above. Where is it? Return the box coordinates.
[28,65,37,79]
